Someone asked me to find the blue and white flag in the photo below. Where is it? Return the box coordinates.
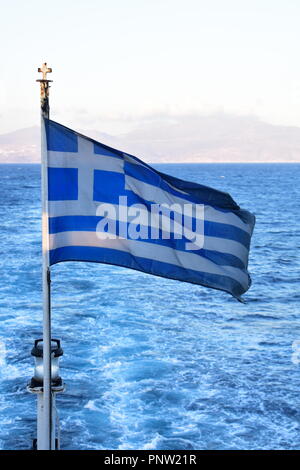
[44,118,255,300]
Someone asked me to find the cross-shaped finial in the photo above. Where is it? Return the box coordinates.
[38,62,52,80]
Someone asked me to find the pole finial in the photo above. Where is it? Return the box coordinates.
[38,62,52,81]
[36,62,53,119]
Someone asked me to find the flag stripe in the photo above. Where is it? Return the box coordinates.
[49,231,250,289]
[49,214,250,249]
[49,226,248,268]
[49,245,247,298]
[49,217,246,269]
[48,151,124,174]
[48,215,249,266]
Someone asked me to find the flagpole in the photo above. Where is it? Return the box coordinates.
[37,63,53,450]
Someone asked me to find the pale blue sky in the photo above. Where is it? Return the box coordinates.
[1,0,299,134]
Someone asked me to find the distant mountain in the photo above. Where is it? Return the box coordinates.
[117,114,300,163]
[0,127,40,163]
[1,114,300,163]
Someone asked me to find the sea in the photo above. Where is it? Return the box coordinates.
[0,163,299,450]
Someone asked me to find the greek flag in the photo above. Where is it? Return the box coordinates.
[44,118,255,300]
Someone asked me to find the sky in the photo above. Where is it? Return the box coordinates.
[1,0,300,135]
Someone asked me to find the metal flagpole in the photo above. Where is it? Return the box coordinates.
[27,63,64,450]
[37,63,53,450]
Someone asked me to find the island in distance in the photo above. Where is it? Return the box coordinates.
[1,113,300,164]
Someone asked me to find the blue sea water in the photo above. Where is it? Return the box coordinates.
[0,163,299,450]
